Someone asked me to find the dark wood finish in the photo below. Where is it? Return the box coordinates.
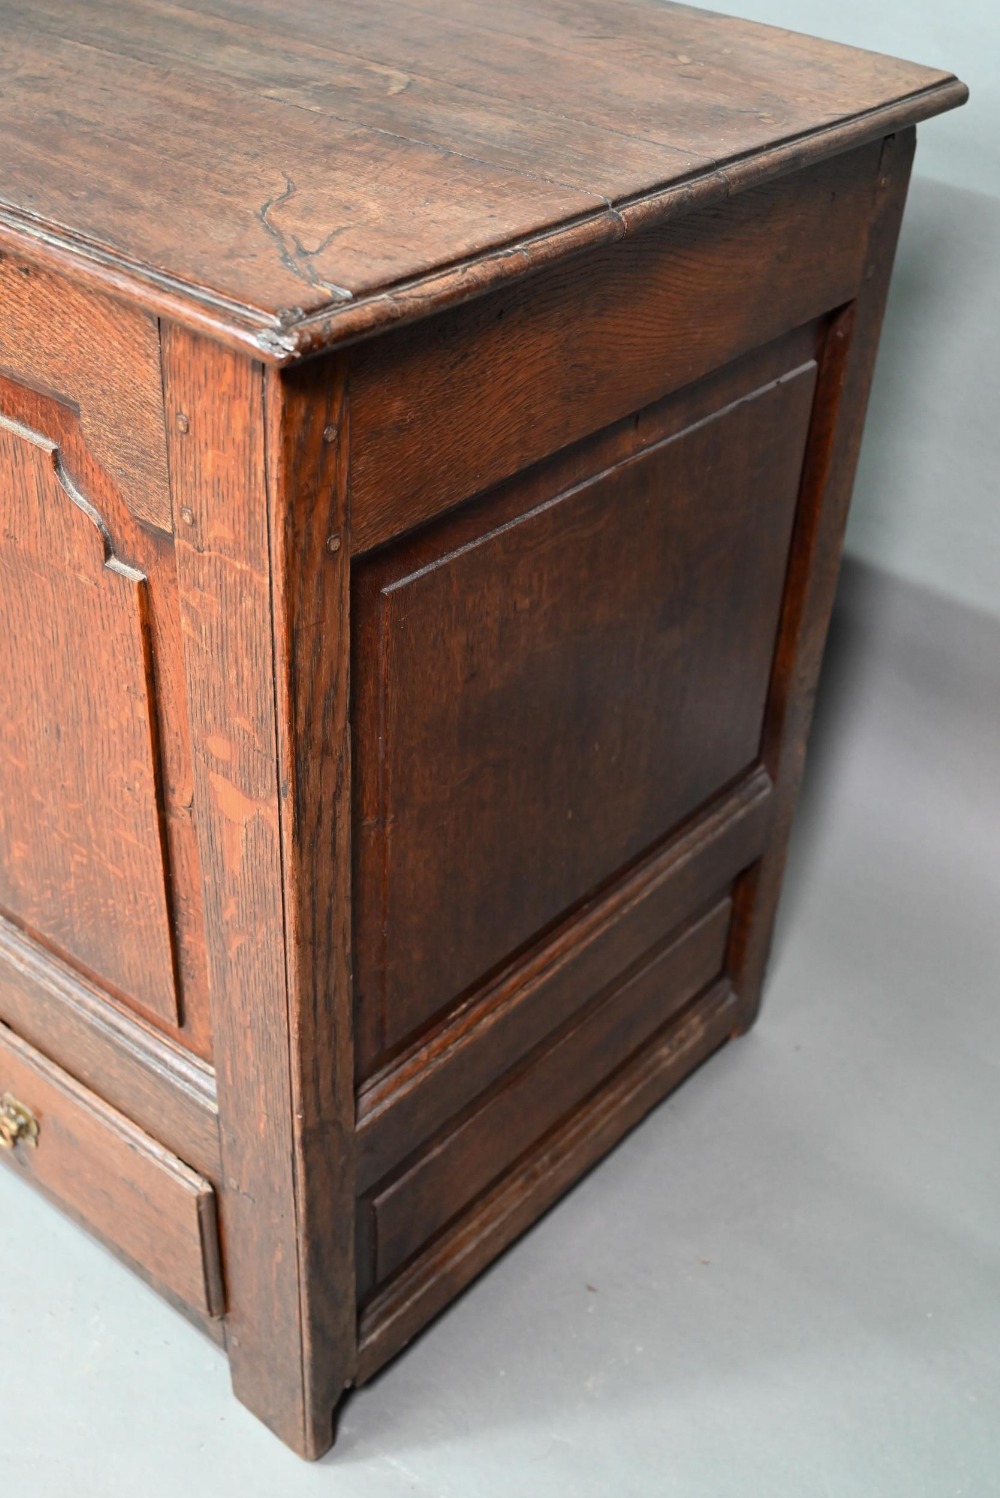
[358,977,739,1377]
[0,915,219,1177]
[0,1,964,357]
[349,148,870,551]
[357,767,772,1193]
[0,1021,224,1322]
[0,0,965,1464]
[365,898,732,1288]
[353,352,815,1072]
[728,128,919,1030]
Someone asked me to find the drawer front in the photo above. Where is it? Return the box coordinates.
[0,1021,224,1321]
[353,332,817,1076]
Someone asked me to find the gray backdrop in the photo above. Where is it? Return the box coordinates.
[727,0,999,621]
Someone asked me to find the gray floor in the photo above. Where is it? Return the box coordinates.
[2,560,998,1496]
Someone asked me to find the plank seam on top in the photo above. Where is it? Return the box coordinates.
[5,18,692,203]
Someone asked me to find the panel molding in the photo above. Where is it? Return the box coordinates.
[0,409,181,1025]
[348,146,878,552]
[0,912,218,1176]
[353,355,816,1073]
[0,254,172,532]
[357,764,772,1191]
[365,897,732,1287]
[357,979,738,1377]
[1,412,146,584]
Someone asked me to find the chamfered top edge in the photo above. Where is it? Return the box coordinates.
[0,69,967,365]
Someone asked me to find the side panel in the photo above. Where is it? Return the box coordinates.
[349,136,914,1374]
[353,343,817,1074]
[368,897,732,1285]
[348,144,880,552]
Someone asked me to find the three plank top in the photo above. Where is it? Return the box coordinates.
[0,0,966,360]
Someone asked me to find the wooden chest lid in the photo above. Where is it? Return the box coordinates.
[0,0,965,361]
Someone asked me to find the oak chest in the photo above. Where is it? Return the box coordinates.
[0,0,966,1459]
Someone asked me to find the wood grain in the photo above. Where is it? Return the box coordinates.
[0,23,602,325]
[0,252,171,531]
[167,328,358,1457]
[0,913,219,1176]
[0,1,965,357]
[165,329,314,1447]
[0,1020,223,1320]
[353,358,816,1072]
[365,898,732,1288]
[348,147,874,550]
[0,409,179,1024]
[264,357,358,1452]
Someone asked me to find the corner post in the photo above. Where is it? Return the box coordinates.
[165,326,355,1459]
[729,128,917,1029]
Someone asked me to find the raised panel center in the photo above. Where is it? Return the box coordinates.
[353,354,817,1074]
[0,411,179,1025]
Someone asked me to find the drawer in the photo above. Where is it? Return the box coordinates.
[0,1021,224,1321]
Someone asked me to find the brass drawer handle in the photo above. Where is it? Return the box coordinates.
[0,1094,39,1151]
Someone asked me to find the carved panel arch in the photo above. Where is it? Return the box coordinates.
[0,410,180,1024]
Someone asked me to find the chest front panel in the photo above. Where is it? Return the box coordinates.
[0,268,211,1058]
